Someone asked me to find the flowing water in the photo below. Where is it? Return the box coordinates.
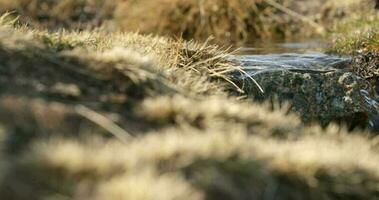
[235,40,349,76]
[237,40,326,55]
[233,41,379,131]
[237,53,351,75]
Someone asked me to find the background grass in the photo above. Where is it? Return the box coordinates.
[0,0,376,44]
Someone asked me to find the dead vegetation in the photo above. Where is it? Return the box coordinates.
[327,12,379,93]
[0,0,376,44]
[0,3,379,199]
[2,125,379,200]
[0,0,123,29]
[115,0,297,44]
[0,15,243,150]
[329,30,379,56]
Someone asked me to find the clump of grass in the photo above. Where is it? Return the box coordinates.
[115,0,260,43]
[2,127,379,200]
[2,13,379,200]
[1,0,376,44]
[327,12,379,55]
[326,0,378,54]
[0,16,246,152]
[116,0,320,44]
[327,12,379,81]
[138,95,303,137]
[329,30,379,55]
[115,0,374,43]
[0,14,247,96]
[0,0,125,29]
[0,0,359,44]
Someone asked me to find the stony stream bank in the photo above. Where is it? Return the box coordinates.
[232,50,379,132]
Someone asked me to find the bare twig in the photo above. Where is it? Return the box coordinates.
[264,0,325,34]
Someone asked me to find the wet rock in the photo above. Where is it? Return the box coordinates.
[351,52,379,94]
[232,53,375,129]
[351,52,379,79]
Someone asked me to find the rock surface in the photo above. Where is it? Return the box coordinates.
[232,53,377,129]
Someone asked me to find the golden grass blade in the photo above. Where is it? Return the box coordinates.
[75,105,132,144]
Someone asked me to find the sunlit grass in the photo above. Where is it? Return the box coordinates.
[1,0,374,44]
[328,13,379,55]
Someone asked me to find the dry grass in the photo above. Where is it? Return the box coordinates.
[327,6,379,55]
[326,9,379,83]
[1,12,379,200]
[0,0,124,29]
[2,127,379,200]
[138,95,303,137]
[329,30,379,55]
[2,0,301,43]
[0,16,246,150]
[115,0,289,44]
[0,13,246,96]
[1,0,375,44]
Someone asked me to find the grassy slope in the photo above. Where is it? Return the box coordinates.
[326,10,379,83]
[0,15,379,200]
[328,13,379,55]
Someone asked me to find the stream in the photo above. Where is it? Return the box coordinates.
[233,41,379,131]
